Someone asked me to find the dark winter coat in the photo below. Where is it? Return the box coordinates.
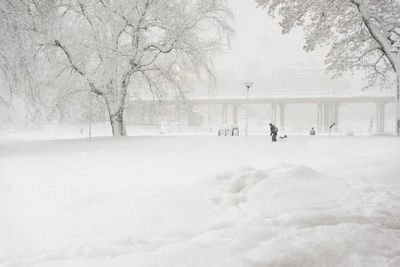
[270,125,278,135]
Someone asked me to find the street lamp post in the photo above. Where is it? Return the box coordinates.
[244,82,254,137]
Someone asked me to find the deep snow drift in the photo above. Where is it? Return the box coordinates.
[1,135,400,267]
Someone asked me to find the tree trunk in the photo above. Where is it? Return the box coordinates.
[104,95,127,137]
[109,110,126,136]
[352,1,400,136]
[396,66,400,136]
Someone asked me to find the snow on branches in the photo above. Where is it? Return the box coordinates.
[0,0,233,133]
[256,0,400,88]
[49,0,233,136]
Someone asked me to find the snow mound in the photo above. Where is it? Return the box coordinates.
[212,163,330,211]
[213,167,269,207]
[205,164,400,266]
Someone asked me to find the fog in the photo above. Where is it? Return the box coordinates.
[1,2,400,267]
[213,0,363,94]
[0,0,397,135]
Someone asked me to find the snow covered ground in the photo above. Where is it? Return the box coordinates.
[1,134,400,266]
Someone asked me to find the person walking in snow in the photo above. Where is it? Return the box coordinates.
[310,127,316,136]
[269,123,278,142]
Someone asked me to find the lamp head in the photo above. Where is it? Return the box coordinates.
[244,81,254,89]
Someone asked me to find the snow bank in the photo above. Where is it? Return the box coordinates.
[1,136,399,266]
[209,165,400,266]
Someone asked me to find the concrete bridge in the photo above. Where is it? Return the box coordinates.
[129,93,396,133]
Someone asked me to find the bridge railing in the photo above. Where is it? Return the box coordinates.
[130,89,395,101]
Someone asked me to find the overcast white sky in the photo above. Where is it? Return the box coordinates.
[216,1,325,72]
[213,0,365,92]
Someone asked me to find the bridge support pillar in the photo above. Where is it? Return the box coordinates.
[208,107,213,123]
[323,104,332,131]
[271,104,277,125]
[233,104,238,125]
[279,104,286,131]
[317,104,323,131]
[376,102,385,134]
[222,104,228,124]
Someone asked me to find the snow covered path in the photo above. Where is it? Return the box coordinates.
[1,136,400,266]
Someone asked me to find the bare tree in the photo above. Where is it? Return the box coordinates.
[0,0,57,122]
[256,0,400,135]
[35,0,234,136]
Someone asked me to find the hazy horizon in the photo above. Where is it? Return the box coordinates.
[212,0,368,94]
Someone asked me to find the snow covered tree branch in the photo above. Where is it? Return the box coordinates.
[256,0,400,135]
[46,0,233,136]
[0,0,233,134]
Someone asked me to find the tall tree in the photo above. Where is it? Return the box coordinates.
[256,0,400,135]
[0,0,56,122]
[37,0,233,136]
